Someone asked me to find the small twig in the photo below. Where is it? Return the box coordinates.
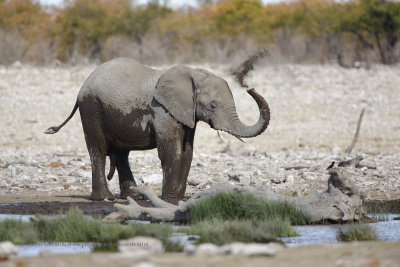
[345,108,366,155]
[283,165,310,170]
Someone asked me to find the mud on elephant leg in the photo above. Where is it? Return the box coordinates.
[89,151,115,201]
[157,126,195,202]
[115,151,137,199]
[80,106,115,201]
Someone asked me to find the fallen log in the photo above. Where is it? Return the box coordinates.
[103,167,363,224]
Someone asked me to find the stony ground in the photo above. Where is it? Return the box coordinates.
[0,62,400,206]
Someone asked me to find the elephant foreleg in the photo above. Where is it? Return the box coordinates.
[157,126,195,202]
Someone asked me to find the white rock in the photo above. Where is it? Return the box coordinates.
[141,174,162,185]
[286,175,294,184]
[358,159,377,169]
[131,262,156,267]
[193,243,222,256]
[187,176,203,186]
[183,244,197,255]
[0,241,19,259]
[301,172,318,181]
[221,242,284,257]
[118,237,163,253]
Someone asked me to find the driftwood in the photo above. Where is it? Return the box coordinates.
[103,167,363,224]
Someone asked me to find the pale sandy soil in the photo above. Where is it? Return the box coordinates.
[0,62,399,203]
[5,242,400,267]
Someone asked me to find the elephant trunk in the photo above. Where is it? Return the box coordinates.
[223,89,270,138]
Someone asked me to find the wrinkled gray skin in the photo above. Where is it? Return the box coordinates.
[45,58,270,201]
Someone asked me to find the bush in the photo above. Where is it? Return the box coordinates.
[0,219,38,244]
[337,223,377,242]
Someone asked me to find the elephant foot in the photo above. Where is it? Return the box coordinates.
[161,194,184,205]
[120,188,135,200]
[90,189,115,201]
[162,197,180,205]
[119,181,137,199]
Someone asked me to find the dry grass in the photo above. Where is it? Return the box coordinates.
[49,162,66,168]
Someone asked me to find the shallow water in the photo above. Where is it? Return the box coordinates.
[280,214,400,247]
[0,213,32,222]
[170,232,199,247]
[17,242,93,257]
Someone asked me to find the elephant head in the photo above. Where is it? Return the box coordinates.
[155,65,270,138]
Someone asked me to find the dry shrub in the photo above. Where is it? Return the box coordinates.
[101,35,172,65]
[201,36,258,64]
[0,30,24,65]
[1,0,399,65]
[101,35,141,62]
[23,39,56,65]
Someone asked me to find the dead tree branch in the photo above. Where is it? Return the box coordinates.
[345,108,366,154]
[104,168,363,224]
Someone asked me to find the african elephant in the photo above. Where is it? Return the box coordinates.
[45,58,270,201]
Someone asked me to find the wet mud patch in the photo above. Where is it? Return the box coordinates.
[0,199,153,217]
[0,202,118,216]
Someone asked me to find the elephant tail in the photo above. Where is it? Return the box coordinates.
[44,99,79,134]
[107,152,116,181]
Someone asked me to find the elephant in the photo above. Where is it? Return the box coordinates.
[45,58,270,201]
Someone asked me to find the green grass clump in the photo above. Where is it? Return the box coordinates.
[188,192,311,225]
[185,192,307,245]
[0,219,38,244]
[337,223,377,242]
[188,218,297,245]
[36,208,171,242]
[0,208,182,252]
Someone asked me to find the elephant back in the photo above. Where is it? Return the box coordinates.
[78,58,161,114]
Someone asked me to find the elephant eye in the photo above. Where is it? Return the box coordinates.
[210,102,217,110]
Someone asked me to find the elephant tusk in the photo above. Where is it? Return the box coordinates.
[217,130,225,142]
[235,136,247,143]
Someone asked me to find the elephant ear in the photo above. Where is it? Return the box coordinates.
[155,65,204,128]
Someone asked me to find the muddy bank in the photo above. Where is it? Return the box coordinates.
[0,202,117,216]
[0,193,399,217]
[0,192,157,216]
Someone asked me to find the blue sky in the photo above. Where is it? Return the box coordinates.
[39,0,286,8]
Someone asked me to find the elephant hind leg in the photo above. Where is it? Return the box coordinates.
[80,104,114,201]
[88,151,115,201]
[115,150,137,199]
